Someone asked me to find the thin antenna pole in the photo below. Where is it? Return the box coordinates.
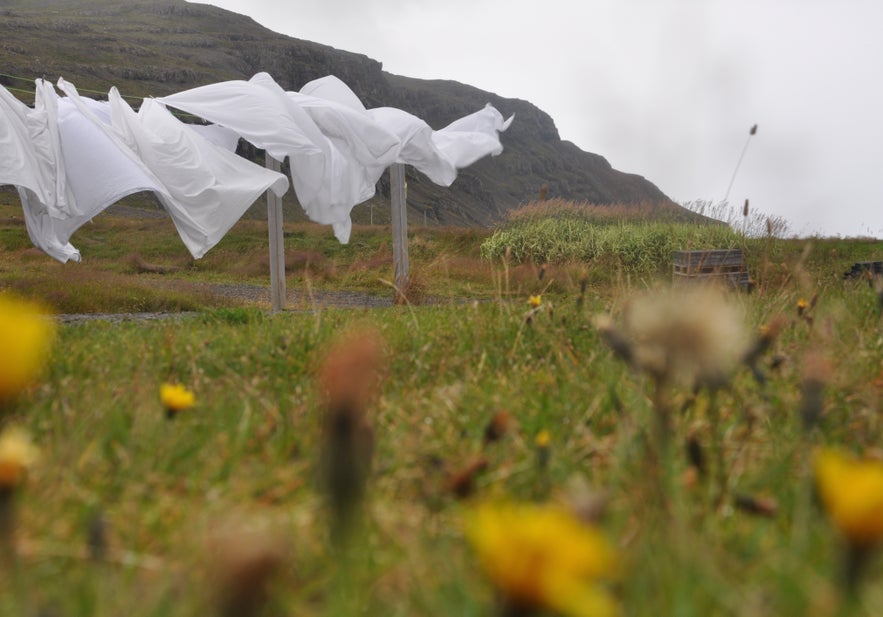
[723,124,757,203]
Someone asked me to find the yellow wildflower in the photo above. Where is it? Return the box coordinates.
[535,430,552,468]
[0,427,39,488]
[160,383,196,416]
[797,297,810,316]
[0,293,56,404]
[465,501,619,617]
[529,294,542,308]
[813,448,883,547]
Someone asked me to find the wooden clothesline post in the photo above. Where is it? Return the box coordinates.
[389,163,409,297]
[266,153,286,312]
[263,159,409,310]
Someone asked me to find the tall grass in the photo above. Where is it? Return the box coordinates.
[481,199,742,273]
[682,198,793,238]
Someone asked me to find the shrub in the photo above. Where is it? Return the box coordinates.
[481,200,741,275]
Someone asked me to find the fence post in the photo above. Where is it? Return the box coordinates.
[266,153,286,312]
[390,163,409,297]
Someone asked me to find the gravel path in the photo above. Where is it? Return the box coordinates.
[206,283,395,309]
[55,283,402,324]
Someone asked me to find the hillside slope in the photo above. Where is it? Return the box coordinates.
[1,0,680,226]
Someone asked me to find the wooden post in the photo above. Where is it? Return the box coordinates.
[266,153,286,312]
[390,163,409,297]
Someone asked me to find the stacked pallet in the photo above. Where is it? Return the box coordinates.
[672,249,752,290]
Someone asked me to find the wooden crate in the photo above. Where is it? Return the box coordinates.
[672,249,751,289]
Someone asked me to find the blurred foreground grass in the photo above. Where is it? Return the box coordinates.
[3,284,883,615]
[1,192,883,615]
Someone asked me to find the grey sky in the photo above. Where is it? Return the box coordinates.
[194,0,883,237]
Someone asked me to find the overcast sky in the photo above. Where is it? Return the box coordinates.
[195,0,883,238]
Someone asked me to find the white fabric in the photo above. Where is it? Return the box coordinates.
[433,103,514,168]
[56,78,290,259]
[0,80,289,262]
[0,86,48,201]
[0,81,69,220]
[160,72,383,242]
[160,72,513,243]
[2,72,512,260]
[8,80,162,262]
[189,123,241,152]
[158,73,324,163]
[367,106,458,185]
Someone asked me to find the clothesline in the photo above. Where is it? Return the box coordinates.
[0,71,204,121]
[1,85,36,97]
[0,72,513,264]
[0,71,143,101]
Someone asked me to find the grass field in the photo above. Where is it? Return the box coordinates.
[2,192,883,616]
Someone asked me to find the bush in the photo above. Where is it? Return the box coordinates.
[481,200,742,275]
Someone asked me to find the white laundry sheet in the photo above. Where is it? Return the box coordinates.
[160,73,513,243]
[1,72,511,260]
[0,79,289,262]
[0,81,71,221]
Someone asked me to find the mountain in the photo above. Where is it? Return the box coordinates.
[1,0,681,227]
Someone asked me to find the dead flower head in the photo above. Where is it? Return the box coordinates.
[207,519,287,617]
[595,287,748,388]
[317,326,387,544]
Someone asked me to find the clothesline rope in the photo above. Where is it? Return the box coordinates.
[0,71,143,101]
[0,71,202,120]
[1,85,36,97]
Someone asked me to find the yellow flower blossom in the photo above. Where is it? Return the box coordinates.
[160,383,196,415]
[536,430,551,448]
[465,501,619,617]
[813,448,883,547]
[529,294,542,308]
[0,427,39,488]
[797,297,810,315]
[0,294,56,403]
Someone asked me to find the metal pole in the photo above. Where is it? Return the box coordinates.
[266,153,286,312]
[390,163,409,296]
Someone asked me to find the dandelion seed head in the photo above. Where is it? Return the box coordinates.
[620,287,748,387]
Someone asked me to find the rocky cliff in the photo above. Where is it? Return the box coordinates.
[1,0,679,226]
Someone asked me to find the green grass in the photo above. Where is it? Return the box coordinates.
[2,193,883,615]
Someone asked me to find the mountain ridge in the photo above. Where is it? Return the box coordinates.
[1,0,683,227]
